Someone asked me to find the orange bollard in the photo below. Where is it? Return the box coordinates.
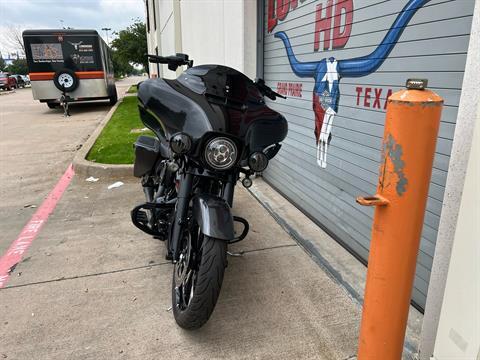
[356,79,443,359]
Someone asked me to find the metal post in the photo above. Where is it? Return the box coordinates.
[102,27,111,46]
[356,79,443,359]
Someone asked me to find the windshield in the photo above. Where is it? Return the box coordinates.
[178,65,260,103]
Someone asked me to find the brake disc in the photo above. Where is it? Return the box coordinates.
[175,231,192,286]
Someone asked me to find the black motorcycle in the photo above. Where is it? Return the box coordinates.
[131,53,287,329]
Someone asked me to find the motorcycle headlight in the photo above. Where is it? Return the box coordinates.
[170,133,192,154]
[204,137,238,170]
[248,152,269,172]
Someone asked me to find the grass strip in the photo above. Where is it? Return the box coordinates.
[86,96,153,164]
[127,85,138,93]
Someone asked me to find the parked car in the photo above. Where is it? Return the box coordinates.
[12,74,30,88]
[21,75,31,86]
[0,73,17,90]
[12,75,27,88]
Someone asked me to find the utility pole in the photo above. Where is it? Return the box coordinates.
[102,27,111,46]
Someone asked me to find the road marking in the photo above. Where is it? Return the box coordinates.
[0,164,75,288]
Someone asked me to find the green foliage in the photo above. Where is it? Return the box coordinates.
[130,67,144,76]
[112,50,134,78]
[127,85,138,93]
[0,56,6,71]
[6,58,28,75]
[111,19,148,72]
[86,96,153,164]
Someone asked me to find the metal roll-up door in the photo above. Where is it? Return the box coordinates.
[261,0,475,310]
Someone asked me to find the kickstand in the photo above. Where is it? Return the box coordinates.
[227,251,245,257]
[61,87,70,117]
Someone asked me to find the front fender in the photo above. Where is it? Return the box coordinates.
[192,194,234,241]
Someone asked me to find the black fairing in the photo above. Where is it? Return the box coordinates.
[137,65,288,154]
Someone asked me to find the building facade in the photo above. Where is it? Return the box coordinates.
[261,0,477,312]
[145,1,478,357]
[144,0,256,80]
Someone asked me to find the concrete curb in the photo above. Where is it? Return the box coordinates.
[72,97,134,179]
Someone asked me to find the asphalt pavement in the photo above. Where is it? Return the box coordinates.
[0,80,361,359]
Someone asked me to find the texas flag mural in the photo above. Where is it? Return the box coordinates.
[272,0,431,168]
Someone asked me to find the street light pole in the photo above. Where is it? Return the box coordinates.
[102,27,112,46]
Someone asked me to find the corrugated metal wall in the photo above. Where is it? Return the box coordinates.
[261,0,475,309]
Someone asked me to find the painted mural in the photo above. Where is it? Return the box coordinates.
[269,0,431,168]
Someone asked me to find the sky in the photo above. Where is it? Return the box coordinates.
[0,0,145,57]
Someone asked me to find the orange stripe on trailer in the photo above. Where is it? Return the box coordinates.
[29,71,105,81]
[76,71,105,79]
[29,72,55,81]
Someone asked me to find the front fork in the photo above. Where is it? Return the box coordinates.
[169,170,237,261]
[223,173,236,207]
[170,172,194,261]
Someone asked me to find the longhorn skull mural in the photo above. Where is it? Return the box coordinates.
[275,0,431,168]
[68,41,83,50]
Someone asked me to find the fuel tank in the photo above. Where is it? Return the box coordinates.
[137,65,287,152]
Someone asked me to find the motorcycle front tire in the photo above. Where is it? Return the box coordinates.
[172,236,227,329]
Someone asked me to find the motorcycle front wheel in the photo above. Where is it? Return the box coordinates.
[172,231,227,329]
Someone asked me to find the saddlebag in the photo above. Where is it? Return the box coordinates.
[133,136,160,177]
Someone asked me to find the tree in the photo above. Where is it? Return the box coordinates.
[110,19,148,72]
[0,56,5,72]
[112,50,134,78]
[5,25,25,56]
[6,58,28,75]
[130,67,144,76]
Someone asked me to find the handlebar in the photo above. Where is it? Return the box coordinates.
[147,54,284,101]
[148,53,193,71]
[254,78,287,101]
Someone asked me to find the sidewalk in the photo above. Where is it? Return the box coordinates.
[249,178,423,359]
[0,176,360,360]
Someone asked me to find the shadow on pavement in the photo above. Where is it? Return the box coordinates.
[42,100,113,116]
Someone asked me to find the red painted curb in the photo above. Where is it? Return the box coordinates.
[0,164,75,288]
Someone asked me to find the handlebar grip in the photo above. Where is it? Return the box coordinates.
[148,53,193,69]
[148,55,168,64]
